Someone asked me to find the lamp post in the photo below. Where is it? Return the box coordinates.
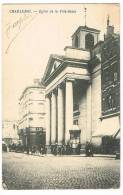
[26,127,30,154]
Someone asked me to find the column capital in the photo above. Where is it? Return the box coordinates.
[58,81,66,89]
[88,79,92,85]
[46,93,52,99]
[65,78,75,83]
[52,88,58,95]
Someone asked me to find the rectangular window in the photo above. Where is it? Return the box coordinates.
[73,104,79,111]
[114,72,118,82]
[73,120,78,125]
[102,92,118,115]
[102,67,111,83]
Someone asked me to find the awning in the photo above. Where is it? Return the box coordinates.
[70,125,80,131]
[92,116,120,137]
[69,125,81,134]
[113,129,120,139]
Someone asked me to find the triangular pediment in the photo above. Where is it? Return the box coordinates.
[42,54,64,83]
[50,60,61,74]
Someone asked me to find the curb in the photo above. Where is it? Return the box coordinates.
[8,152,116,158]
[23,153,116,158]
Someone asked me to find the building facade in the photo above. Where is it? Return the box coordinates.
[2,120,19,146]
[42,19,120,153]
[92,21,120,151]
[18,79,46,148]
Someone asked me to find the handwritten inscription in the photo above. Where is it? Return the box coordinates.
[5,8,78,54]
[5,13,37,54]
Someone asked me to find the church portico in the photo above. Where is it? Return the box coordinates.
[45,77,91,148]
[45,78,73,146]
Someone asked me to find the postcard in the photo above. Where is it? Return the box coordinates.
[2,3,120,190]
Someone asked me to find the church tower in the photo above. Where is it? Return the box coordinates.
[71,7,100,50]
[72,26,100,50]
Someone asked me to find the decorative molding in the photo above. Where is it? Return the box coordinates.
[43,57,88,86]
[100,112,120,120]
[65,78,75,83]
[58,81,65,89]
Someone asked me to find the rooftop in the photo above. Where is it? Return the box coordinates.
[19,83,45,101]
[72,26,100,38]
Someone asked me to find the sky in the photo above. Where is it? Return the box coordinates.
[2,3,120,121]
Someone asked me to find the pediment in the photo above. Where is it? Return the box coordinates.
[50,60,61,74]
[42,54,64,83]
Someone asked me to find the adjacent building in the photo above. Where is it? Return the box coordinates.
[18,79,46,148]
[92,20,120,151]
[2,120,19,146]
[42,18,120,153]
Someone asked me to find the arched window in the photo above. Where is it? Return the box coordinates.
[75,35,79,48]
[85,33,94,49]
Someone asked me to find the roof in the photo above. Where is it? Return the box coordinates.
[19,84,45,101]
[72,26,100,38]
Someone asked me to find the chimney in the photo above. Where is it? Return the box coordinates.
[107,25,114,36]
[106,15,114,37]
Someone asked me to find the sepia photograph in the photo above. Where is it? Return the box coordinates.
[1,2,120,190]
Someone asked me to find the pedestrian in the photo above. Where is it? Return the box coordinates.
[66,143,71,155]
[27,146,29,154]
[54,143,58,156]
[61,145,64,155]
[58,146,61,155]
[85,142,93,157]
[77,142,81,155]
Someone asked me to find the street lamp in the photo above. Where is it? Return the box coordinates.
[26,127,30,154]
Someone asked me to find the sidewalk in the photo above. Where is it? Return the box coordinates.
[22,152,116,158]
[93,154,116,158]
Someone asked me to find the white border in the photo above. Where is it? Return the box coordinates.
[0,1,122,195]
[0,0,121,3]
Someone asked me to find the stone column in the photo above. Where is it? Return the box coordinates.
[86,81,92,142]
[51,90,57,144]
[57,84,64,145]
[46,94,51,146]
[65,79,74,143]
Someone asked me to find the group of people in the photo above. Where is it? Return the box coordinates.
[51,144,71,155]
[51,142,82,155]
[6,141,94,156]
[31,145,47,155]
[9,143,24,152]
[7,143,47,155]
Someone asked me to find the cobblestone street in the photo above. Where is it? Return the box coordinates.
[2,152,120,189]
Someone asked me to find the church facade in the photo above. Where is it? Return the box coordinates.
[42,20,120,153]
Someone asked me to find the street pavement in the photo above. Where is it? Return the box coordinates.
[2,152,120,189]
